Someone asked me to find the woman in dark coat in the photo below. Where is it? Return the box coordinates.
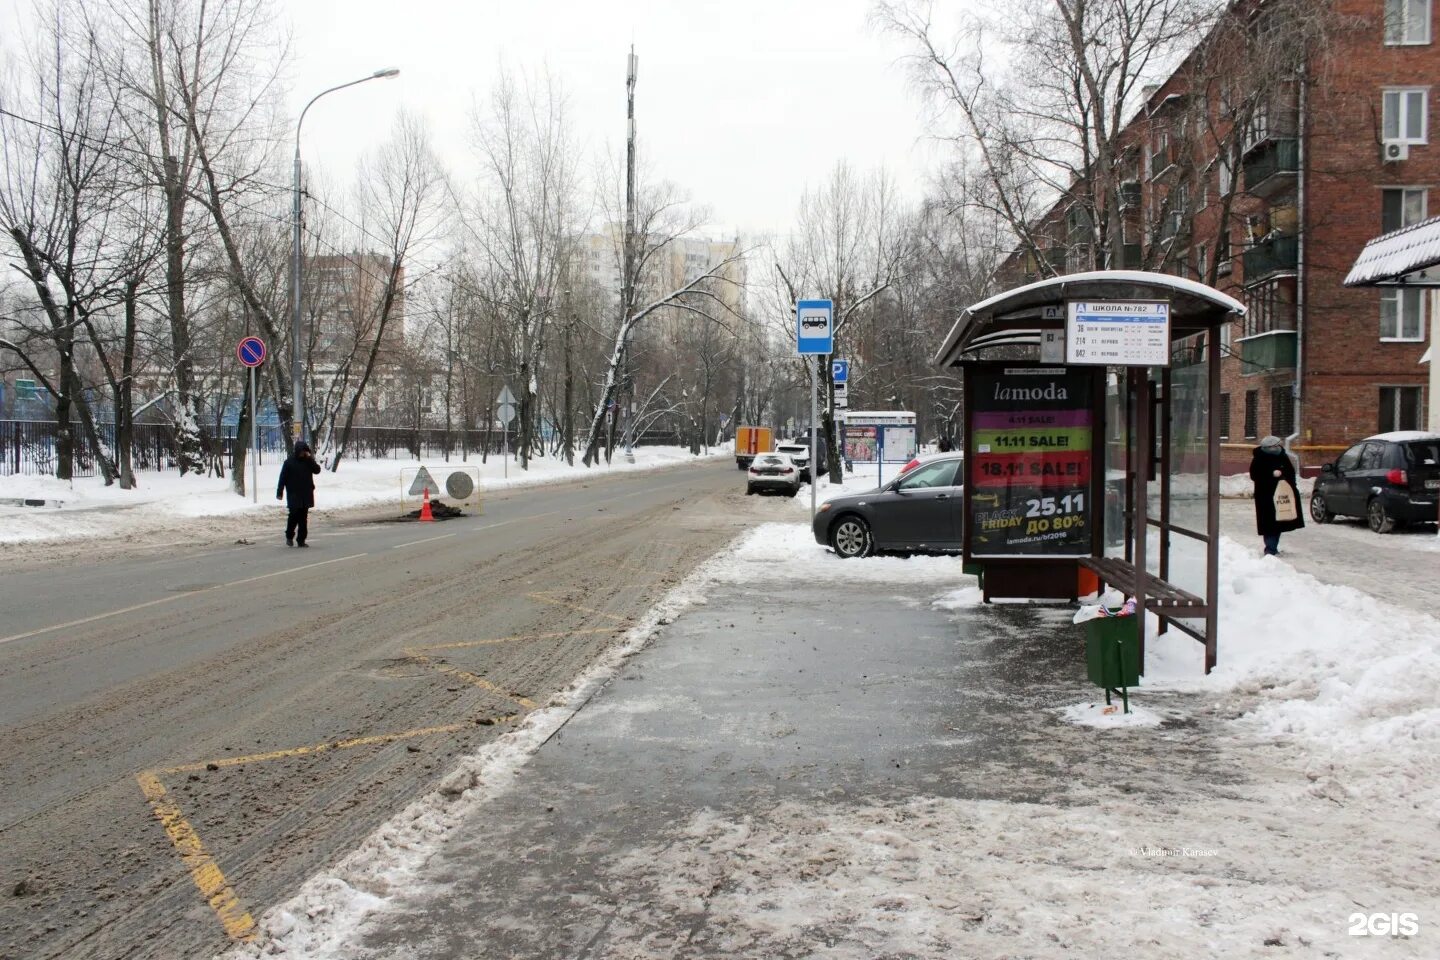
[1250,435,1304,556]
[276,440,322,547]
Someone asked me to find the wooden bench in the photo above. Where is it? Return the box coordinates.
[1078,556,1207,616]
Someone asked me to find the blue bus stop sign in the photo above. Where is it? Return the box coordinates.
[796,299,833,355]
[237,336,266,368]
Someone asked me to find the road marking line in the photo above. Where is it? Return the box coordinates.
[222,553,368,588]
[158,722,467,775]
[415,627,613,653]
[135,771,256,942]
[0,553,368,646]
[392,533,457,549]
[526,591,629,624]
[471,511,556,533]
[404,651,539,710]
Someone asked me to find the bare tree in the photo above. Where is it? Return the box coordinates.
[877,0,1214,273]
[320,112,447,468]
[774,163,909,481]
[460,69,581,470]
[0,2,141,483]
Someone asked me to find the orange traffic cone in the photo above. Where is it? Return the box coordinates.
[419,487,435,522]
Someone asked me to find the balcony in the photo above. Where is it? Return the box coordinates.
[1242,139,1299,199]
[1150,143,1176,178]
[1237,330,1297,370]
[1242,233,1298,282]
[1157,211,1188,245]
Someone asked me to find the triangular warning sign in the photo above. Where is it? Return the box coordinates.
[408,466,440,497]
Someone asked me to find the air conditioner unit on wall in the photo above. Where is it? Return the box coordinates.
[1383,141,1410,163]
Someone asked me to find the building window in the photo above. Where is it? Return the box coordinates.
[1385,0,1432,45]
[1244,390,1259,438]
[1197,245,1208,281]
[1381,187,1428,232]
[1270,386,1295,436]
[1220,319,1233,354]
[1219,393,1231,439]
[1383,88,1429,144]
[1380,287,1426,340]
[1380,386,1424,432]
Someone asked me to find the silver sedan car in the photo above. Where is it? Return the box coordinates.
[745,453,802,497]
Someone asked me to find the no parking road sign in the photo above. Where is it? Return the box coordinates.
[236,336,266,368]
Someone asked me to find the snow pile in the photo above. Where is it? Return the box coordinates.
[1145,537,1440,806]
[0,446,720,545]
[709,522,967,585]
[1219,473,1315,499]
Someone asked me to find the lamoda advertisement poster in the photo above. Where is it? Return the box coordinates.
[967,366,1097,558]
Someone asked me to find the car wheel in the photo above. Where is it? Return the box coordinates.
[746,484,755,496]
[1367,497,1395,534]
[1309,491,1334,524]
[829,515,872,558]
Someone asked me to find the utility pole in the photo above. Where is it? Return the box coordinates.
[618,45,638,465]
[624,46,637,319]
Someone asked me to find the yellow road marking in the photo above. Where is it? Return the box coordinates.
[405,652,539,710]
[415,627,613,653]
[135,771,256,942]
[525,591,629,624]
[0,553,368,646]
[158,723,467,775]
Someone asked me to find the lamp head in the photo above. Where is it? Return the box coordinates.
[373,68,400,79]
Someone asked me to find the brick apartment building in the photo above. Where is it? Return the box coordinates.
[304,253,407,363]
[994,0,1437,471]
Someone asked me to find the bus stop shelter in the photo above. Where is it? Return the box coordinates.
[934,271,1246,673]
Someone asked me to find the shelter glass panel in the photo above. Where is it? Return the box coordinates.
[1168,338,1210,537]
[1103,371,1130,558]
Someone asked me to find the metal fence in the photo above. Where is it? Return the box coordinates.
[1,419,689,478]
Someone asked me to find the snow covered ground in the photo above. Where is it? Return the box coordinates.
[0,447,720,546]
[224,514,1439,958]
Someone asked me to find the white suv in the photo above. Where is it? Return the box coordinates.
[774,442,812,482]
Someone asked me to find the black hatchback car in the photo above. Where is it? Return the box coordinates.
[1310,432,1440,532]
[811,454,964,557]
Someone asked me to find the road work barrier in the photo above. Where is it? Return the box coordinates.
[400,465,483,516]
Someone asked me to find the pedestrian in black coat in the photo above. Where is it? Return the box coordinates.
[277,440,322,547]
[1250,435,1304,556]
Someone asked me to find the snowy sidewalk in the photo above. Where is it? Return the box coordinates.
[230,524,1439,959]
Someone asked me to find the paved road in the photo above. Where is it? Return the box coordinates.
[0,459,754,960]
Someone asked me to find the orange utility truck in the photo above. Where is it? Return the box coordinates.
[734,425,774,470]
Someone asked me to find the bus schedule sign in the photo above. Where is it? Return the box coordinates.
[966,366,1096,558]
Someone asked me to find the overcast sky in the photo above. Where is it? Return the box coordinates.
[286,0,942,239]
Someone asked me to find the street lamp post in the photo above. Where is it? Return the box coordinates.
[291,67,400,443]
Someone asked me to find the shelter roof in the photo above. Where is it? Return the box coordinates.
[933,270,1246,367]
[1344,215,1440,287]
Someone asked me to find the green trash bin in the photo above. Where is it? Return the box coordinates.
[1084,614,1139,711]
